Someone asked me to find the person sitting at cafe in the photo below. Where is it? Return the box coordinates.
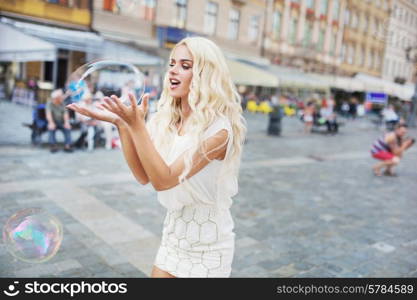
[46,89,73,153]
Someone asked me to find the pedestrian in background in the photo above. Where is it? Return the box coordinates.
[74,92,98,152]
[382,104,399,131]
[341,101,350,118]
[46,89,73,153]
[371,123,414,176]
[349,98,357,120]
[303,100,315,134]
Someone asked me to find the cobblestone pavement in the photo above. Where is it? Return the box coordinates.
[1,100,417,278]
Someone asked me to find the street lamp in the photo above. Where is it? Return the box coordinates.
[405,46,417,127]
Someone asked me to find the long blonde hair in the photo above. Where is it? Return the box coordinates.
[149,37,246,186]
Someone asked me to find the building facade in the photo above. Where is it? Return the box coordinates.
[155,0,266,59]
[381,0,417,84]
[0,0,94,89]
[0,0,91,30]
[339,0,391,77]
[262,0,346,74]
[92,0,158,49]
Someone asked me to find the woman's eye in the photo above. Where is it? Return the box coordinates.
[183,65,190,69]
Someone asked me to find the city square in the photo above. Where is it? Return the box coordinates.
[1,0,417,281]
[1,100,416,278]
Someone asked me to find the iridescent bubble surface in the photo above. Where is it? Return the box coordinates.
[66,60,146,105]
[2,208,63,263]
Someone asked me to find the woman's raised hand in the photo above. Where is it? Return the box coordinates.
[66,99,122,126]
[99,93,149,127]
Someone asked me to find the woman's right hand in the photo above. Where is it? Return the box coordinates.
[66,98,125,127]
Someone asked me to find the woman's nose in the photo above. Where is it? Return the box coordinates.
[169,64,179,74]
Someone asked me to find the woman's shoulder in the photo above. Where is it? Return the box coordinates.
[204,116,232,138]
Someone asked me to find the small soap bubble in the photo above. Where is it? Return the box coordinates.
[2,208,63,263]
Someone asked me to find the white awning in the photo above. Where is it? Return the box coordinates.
[267,65,328,90]
[1,17,103,54]
[88,40,163,66]
[1,17,162,67]
[392,84,415,101]
[225,58,279,87]
[354,73,415,100]
[0,23,56,62]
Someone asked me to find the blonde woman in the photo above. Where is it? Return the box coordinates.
[67,37,247,278]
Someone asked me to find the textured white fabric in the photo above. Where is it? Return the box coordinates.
[150,117,237,277]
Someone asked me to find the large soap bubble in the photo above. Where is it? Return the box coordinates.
[2,208,63,263]
[66,60,146,105]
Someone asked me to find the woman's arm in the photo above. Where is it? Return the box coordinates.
[65,98,150,185]
[98,93,228,191]
[117,122,149,185]
[128,122,228,191]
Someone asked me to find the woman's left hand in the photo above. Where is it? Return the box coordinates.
[101,92,149,127]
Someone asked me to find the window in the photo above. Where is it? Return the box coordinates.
[228,8,240,40]
[348,44,354,64]
[47,0,82,6]
[103,0,116,11]
[61,0,89,8]
[290,17,298,44]
[330,32,337,55]
[248,15,260,43]
[385,59,390,74]
[143,0,156,7]
[351,12,358,28]
[175,0,187,28]
[375,52,381,70]
[367,50,373,68]
[360,47,365,66]
[370,17,375,34]
[344,9,350,26]
[342,43,347,61]
[272,10,281,40]
[332,0,339,20]
[363,13,368,32]
[303,21,312,47]
[317,29,325,51]
[44,61,53,82]
[204,2,218,35]
[320,0,328,15]
[305,0,314,9]
[143,0,156,21]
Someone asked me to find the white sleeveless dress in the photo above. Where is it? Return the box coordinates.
[150,117,238,277]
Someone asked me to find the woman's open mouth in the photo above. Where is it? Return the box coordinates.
[170,78,181,90]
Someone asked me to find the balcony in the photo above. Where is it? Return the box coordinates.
[230,0,248,6]
[0,0,91,28]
